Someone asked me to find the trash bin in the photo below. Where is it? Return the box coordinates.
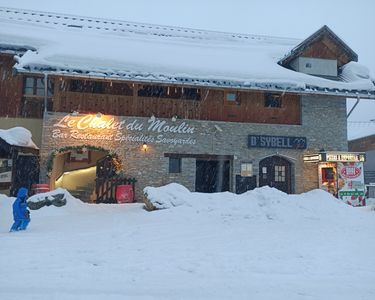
[31,184,50,195]
[116,184,134,203]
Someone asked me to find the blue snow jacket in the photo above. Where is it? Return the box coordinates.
[12,187,29,221]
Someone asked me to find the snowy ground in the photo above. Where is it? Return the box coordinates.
[1,184,375,300]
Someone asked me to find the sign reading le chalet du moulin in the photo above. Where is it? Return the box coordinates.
[248,135,307,149]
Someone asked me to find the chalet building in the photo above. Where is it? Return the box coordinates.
[0,7,374,202]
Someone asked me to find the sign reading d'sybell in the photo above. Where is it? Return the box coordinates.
[248,135,307,149]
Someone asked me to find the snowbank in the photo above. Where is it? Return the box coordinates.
[1,184,375,299]
[0,127,38,149]
[143,184,371,227]
[144,183,192,209]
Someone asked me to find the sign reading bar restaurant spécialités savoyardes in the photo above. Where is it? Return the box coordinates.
[248,135,307,149]
[49,113,197,146]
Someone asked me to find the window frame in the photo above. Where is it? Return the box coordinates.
[23,76,54,97]
[169,157,182,173]
[225,91,240,105]
[265,93,282,108]
[240,162,253,177]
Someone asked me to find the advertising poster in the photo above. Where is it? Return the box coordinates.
[337,162,365,206]
[318,162,337,196]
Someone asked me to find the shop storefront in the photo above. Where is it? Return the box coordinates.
[304,152,366,206]
[40,111,316,203]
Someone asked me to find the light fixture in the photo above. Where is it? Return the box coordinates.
[142,143,148,152]
[71,110,79,116]
[150,114,156,121]
[171,115,177,122]
[96,112,102,118]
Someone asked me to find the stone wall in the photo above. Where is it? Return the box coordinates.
[40,95,348,200]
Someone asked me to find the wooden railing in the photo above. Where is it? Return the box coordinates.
[95,176,136,204]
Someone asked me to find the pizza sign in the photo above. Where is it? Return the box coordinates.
[340,166,361,179]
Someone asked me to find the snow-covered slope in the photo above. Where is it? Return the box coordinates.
[0,185,374,299]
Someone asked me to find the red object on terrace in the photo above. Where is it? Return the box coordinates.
[31,184,50,195]
[116,185,134,203]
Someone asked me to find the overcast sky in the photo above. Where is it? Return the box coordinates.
[0,0,374,121]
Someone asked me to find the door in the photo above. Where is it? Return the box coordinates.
[11,155,40,196]
[259,156,291,194]
[196,159,230,193]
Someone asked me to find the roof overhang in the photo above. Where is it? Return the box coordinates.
[14,67,375,100]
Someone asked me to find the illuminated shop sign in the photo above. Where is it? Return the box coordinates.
[50,113,197,145]
[303,154,321,163]
[321,152,366,162]
[248,135,307,149]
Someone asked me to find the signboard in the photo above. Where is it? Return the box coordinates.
[337,162,366,206]
[303,154,321,163]
[321,152,365,162]
[0,159,12,183]
[248,135,307,149]
[50,113,197,146]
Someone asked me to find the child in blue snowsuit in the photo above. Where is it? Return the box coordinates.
[10,187,30,232]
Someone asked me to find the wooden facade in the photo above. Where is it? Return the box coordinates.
[53,82,301,125]
[0,54,23,116]
[299,35,351,67]
[0,63,301,125]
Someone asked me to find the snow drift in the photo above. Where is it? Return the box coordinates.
[1,184,375,300]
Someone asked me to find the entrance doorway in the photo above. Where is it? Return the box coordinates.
[259,156,292,194]
[196,158,230,193]
[52,148,109,202]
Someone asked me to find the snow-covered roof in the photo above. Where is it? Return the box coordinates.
[0,127,38,149]
[0,6,374,98]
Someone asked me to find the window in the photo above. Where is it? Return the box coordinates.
[70,80,104,94]
[138,85,201,100]
[69,80,133,96]
[225,92,239,104]
[274,165,286,182]
[240,162,253,177]
[23,76,54,97]
[182,88,201,100]
[169,157,181,173]
[226,93,236,101]
[265,93,282,108]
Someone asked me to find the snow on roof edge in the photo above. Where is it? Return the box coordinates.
[14,65,375,99]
